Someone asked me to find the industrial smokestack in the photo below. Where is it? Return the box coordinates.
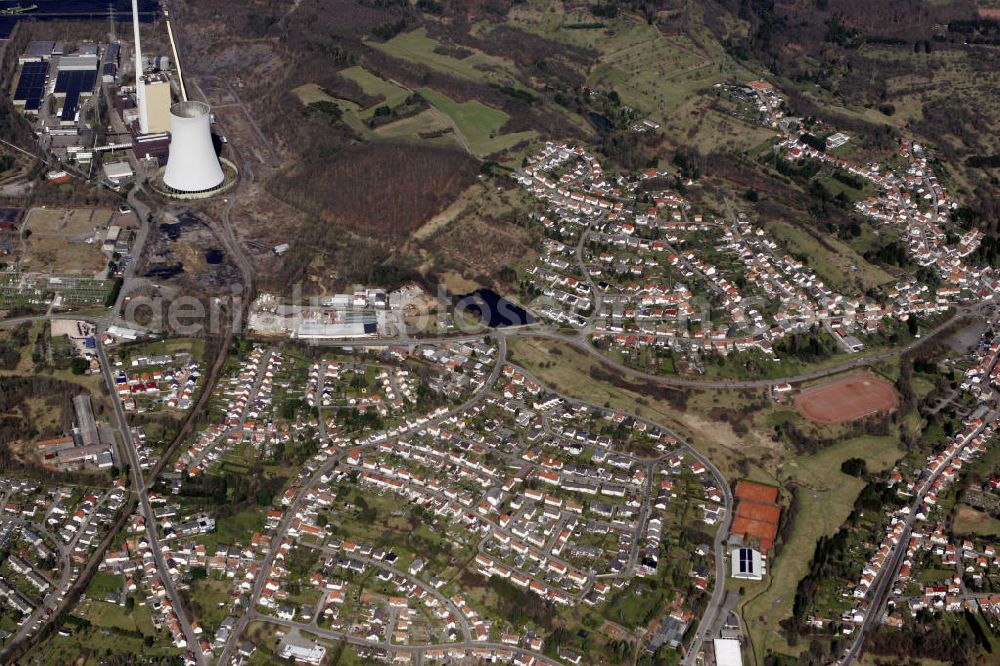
[163,101,224,193]
[132,0,148,133]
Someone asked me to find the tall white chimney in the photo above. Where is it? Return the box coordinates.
[132,0,148,134]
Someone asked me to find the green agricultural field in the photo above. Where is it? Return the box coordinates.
[592,30,717,116]
[309,95,370,136]
[292,82,338,106]
[603,580,671,631]
[820,173,874,202]
[417,88,537,156]
[504,3,754,119]
[740,435,905,662]
[371,28,520,86]
[37,600,173,665]
[372,108,461,149]
[339,66,412,107]
[910,375,937,400]
[294,77,490,149]
[116,337,205,364]
[499,2,774,152]
[293,82,371,135]
[37,633,176,665]
[188,577,234,632]
[80,600,149,634]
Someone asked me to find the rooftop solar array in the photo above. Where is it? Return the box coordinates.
[738,548,756,575]
[55,69,97,122]
[14,62,48,111]
[54,69,96,94]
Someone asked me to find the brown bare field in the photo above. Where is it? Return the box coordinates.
[24,208,68,234]
[438,270,482,294]
[214,105,273,167]
[373,109,457,148]
[953,505,1000,537]
[65,208,113,235]
[410,184,480,242]
[427,216,534,285]
[794,375,898,424]
[221,179,308,280]
[21,235,106,276]
[291,83,337,105]
[24,208,114,237]
[418,185,539,289]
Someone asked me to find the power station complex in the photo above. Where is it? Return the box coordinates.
[131,0,231,196]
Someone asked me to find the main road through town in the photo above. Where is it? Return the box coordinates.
[94,332,206,664]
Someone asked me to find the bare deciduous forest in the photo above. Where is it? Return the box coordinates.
[268,142,477,242]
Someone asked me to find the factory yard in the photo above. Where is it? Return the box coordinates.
[793,375,899,424]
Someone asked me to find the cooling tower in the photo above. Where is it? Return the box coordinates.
[163,101,224,193]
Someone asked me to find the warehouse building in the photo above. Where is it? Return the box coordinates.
[53,51,99,125]
[18,40,57,64]
[713,639,744,666]
[13,61,48,113]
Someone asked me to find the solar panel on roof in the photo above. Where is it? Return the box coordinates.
[60,90,81,121]
[53,69,97,122]
[14,61,47,110]
[54,69,96,94]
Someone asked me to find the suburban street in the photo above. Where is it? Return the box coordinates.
[94,332,206,664]
[839,336,1000,665]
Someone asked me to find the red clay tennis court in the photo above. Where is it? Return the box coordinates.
[794,374,898,424]
[731,480,782,552]
[735,480,779,505]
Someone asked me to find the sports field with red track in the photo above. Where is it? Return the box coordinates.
[794,375,898,424]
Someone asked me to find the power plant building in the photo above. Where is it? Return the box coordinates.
[143,75,172,133]
[54,53,99,125]
[129,0,231,195]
